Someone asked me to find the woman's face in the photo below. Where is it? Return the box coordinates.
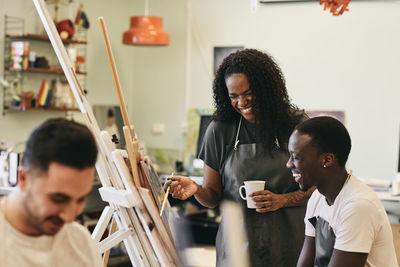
[225,73,255,123]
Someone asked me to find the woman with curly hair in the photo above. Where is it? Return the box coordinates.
[166,49,313,266]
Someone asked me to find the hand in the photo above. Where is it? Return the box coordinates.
[164,176,199,200]
[250,190,286,213]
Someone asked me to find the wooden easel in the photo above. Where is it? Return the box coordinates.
[32,0,180,266]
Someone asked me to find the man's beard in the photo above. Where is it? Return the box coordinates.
[22,190,64,236]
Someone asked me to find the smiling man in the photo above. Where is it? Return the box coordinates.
[286,116,397,267]
[0,118,102,267]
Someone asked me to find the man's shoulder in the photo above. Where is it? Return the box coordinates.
[309,189,324,204]
[53,223,102,266]
[64,221,91,233]
[336,177,386,221]
[341,176,381,206]
[306,189,325,212]
[60,222,93,242]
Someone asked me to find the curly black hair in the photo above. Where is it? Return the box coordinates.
[212,48,301,152]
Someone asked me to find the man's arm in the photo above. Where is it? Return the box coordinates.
[328,249,368,267]
[297,236,315,267]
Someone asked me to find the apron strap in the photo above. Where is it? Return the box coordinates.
[234,117,243,151]
[233,116,280,150]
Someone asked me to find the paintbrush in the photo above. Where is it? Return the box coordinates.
[160,172,174,216]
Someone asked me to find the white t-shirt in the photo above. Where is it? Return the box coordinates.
[0,211,103,267]
[305,175,398,267]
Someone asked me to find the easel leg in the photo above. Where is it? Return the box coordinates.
[103,217,117,267]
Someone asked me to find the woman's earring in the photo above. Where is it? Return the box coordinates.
[323,165,326,168]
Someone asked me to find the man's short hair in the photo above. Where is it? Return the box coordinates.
[22,118,98,172]
[294,116,351,167]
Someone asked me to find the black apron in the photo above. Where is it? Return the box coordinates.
[216,118,306,267]
[308,174,352,267]
[309,216,336,267]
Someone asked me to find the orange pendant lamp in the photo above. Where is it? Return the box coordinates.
[123,0,169,46]
[123,16,169,46]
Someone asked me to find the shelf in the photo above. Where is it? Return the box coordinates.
[6,33,87,44]
[5,67,87,75]
[3,16,87,116]
[27,107,80,112]
[5,106,79,113]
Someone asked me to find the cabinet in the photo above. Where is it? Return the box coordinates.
[2,15,87,115]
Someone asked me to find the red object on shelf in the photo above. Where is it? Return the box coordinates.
[123,16,169,46]
[320,0,351,16]
[56,19,75,40]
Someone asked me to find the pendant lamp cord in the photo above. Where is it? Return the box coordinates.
[144,0,149,16]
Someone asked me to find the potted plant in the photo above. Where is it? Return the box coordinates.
[0,74,32,110]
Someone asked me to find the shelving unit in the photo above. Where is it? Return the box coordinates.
[6,106,79,113]
[2,15,87,115]
[5,67,87,75]
[5,33,87,44]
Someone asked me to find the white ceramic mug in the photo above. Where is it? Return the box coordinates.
[239,180,266,208]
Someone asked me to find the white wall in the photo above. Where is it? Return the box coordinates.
[1,0,399,180]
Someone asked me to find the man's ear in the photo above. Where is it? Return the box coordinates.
[322,153,335,168]
[18,166,29,191]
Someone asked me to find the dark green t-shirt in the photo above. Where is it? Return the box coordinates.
[198,119,265,173]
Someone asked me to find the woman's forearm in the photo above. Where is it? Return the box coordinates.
[194,164,223,208]
[193,185,221,208]
[282,187,315,207]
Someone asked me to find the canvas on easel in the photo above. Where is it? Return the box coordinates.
[139,160,174,234]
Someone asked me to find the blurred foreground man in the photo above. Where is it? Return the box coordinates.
[287,116,397,267]
[0,118,102,267]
